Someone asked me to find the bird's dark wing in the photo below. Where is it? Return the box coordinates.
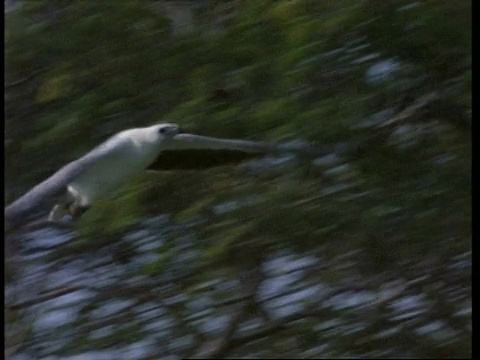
[147,134,275,171]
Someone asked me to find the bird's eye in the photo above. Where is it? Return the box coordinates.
[159,128,166,134]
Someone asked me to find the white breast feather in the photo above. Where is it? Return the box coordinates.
[69,128,164,206]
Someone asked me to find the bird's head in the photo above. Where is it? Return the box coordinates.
[155,123,181,139]
[145,123,182,144]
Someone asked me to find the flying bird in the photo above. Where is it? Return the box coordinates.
[5,123,293,231]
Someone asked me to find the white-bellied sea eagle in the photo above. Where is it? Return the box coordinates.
[5,123,308,231]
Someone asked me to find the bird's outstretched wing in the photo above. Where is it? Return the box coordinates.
[4,134,129,230]
[5,159,84,230]
[147,134,276,171]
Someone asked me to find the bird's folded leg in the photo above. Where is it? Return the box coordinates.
[48,203,70,221]
[69,204,91,220]
[48,190,90,221]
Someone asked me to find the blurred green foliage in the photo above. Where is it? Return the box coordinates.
[5,0,470,358]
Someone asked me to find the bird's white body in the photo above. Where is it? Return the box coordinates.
[48,124,179,220]
[68,127,165,207]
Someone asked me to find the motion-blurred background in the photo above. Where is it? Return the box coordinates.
[5,1,471,359]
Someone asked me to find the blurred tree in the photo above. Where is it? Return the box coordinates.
[5,0,471,358]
